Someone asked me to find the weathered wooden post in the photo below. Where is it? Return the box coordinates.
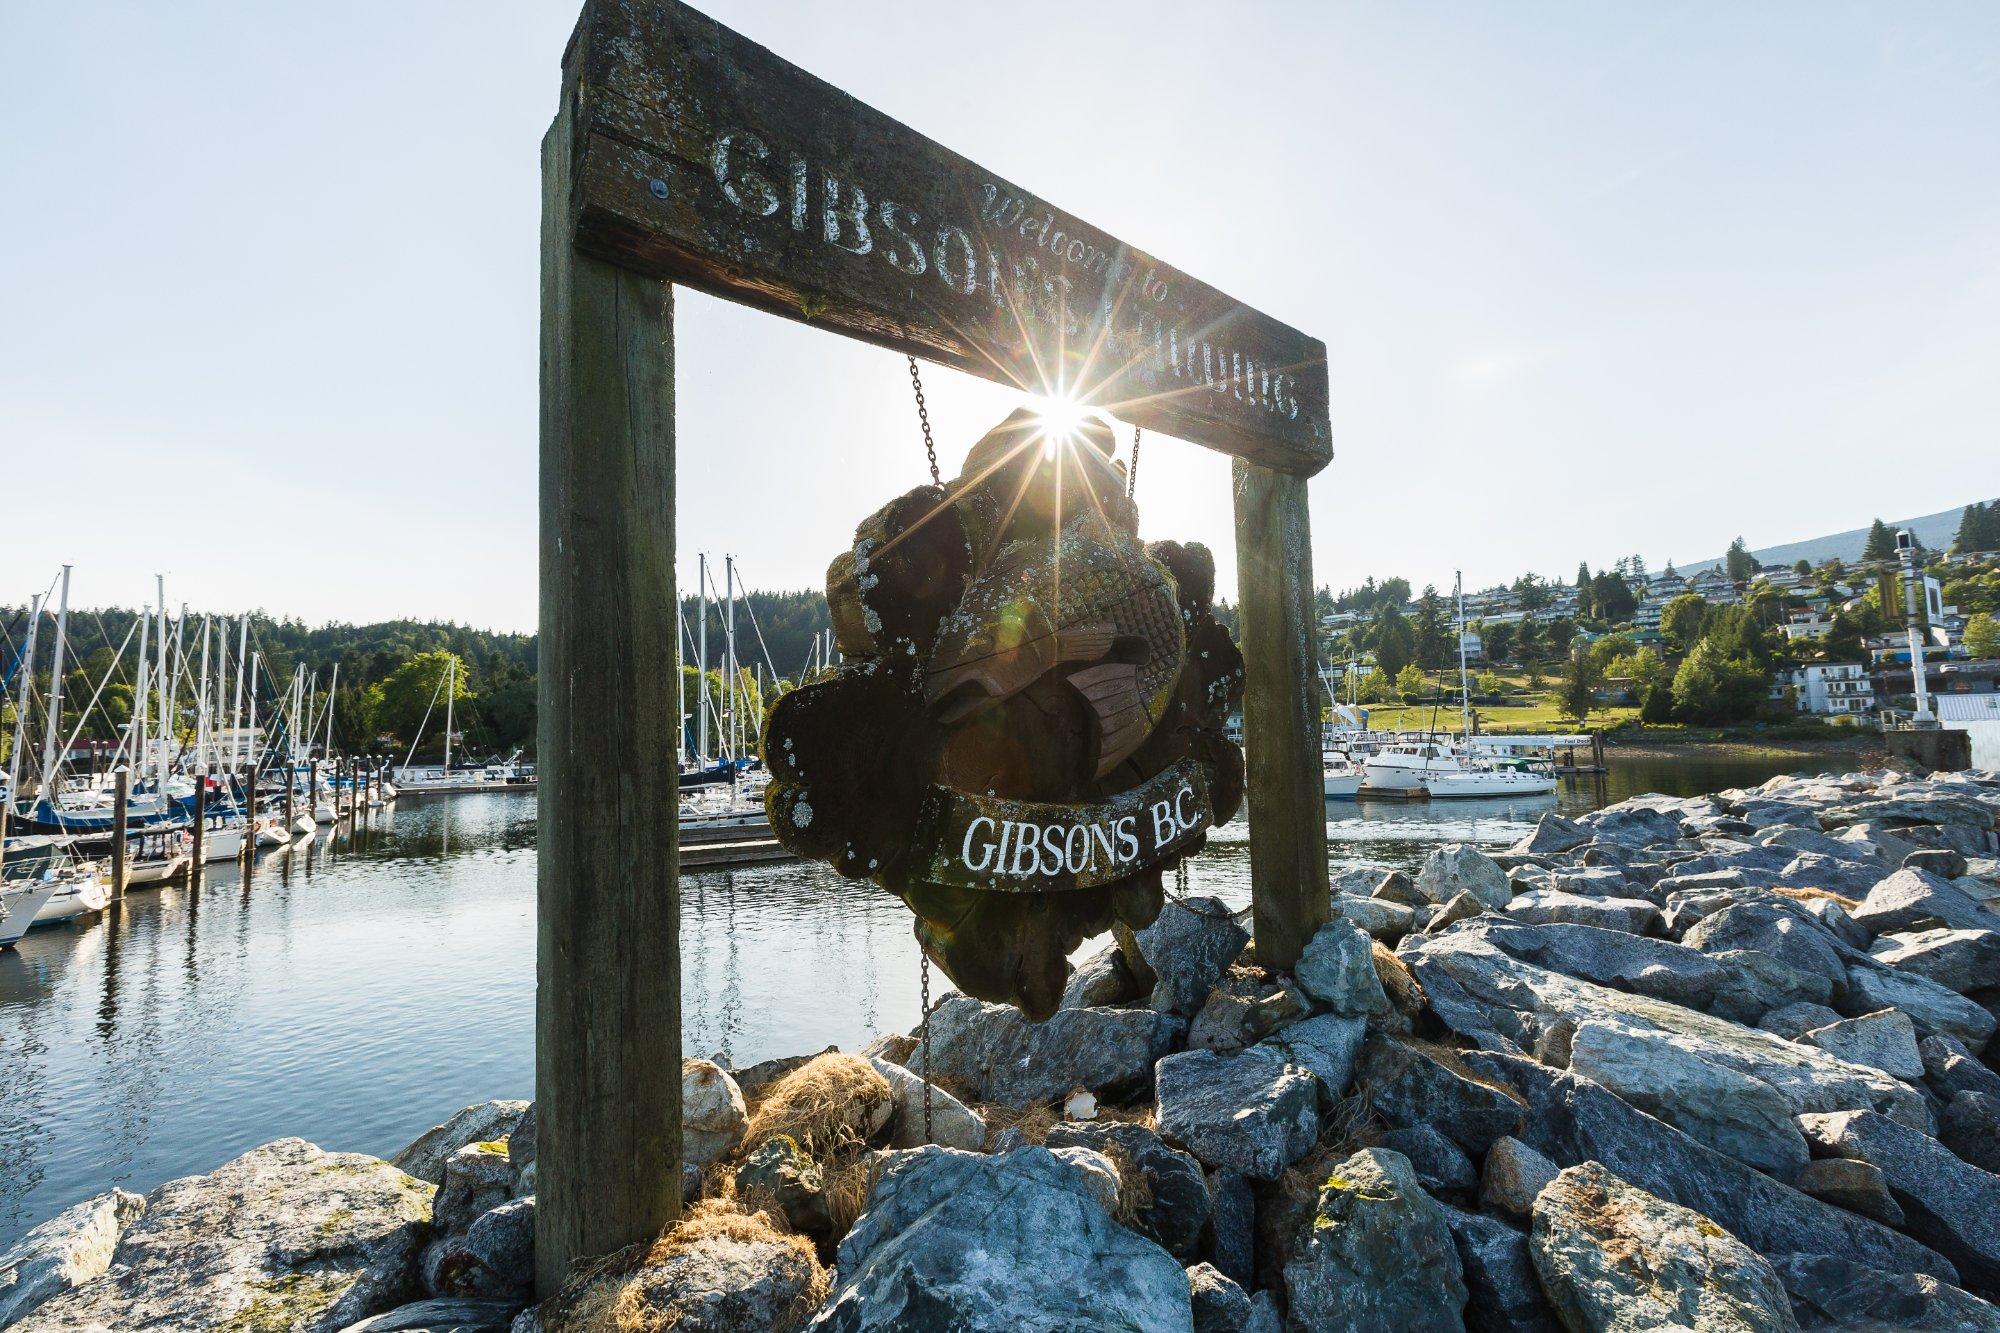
[191,779,207,880]
[283,766,295,836]
[536,57,683,1294]
[110,769,129,899]
[247,765,259,848]
[1234,464,1331,970]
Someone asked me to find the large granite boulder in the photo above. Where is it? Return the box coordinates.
[1798,1008,1923,1080]
[1185,1262,1251,1333]
[391,1101,531,1186]
[1567,1018,1808,1180]
[1441,1207,1560,1332]
[1841,957,1997,1048]
[1127,897,1249,1018]
[421,1196,534,1303]
[1770,1253,2000,1331]
[1799,1109,2000,1290]
[1530,1162,1798,1332]
[1292,918,1389,1017]
[1356,1036,1523,1155]
[1061,943,1140,1010]
[1511,813,1591,856]
[1464,918,1725,1010]
[339,1297,523,1332]
[1504,891,1661,935]
[1255,1014,1367,1106]
[1941,1090,2000,1175]
[1155,1050,1318,1181]
[682,1059,750,1170]
[866,1056,984,1151]
[811,1145,1192,1332]
[1870,926,2000,993]
[1418,845,1512,910]
[1793,1158,1903,1226]
[1578,804,1685,848]
[1680,902,1849,997]
[734,1135,832,1237]
[1852,867,2000,936]
[13,1139,431,1332]
[1457,1052,1954,1282]
[0,1190,145,1329]
[1283,1148,1468,1332]
[1922,1032,2000,1100]
[920,996,1184,1108]
[1045,1120,1210,1260]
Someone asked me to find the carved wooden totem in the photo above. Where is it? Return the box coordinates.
[763,407,1244,1020]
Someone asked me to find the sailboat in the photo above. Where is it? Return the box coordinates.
[1362,573,1557,799]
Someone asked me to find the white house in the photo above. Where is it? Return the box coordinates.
[1780,663,1875,715]
[1937,693,2000,769]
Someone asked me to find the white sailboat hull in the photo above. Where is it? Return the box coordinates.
[1,881,62,946]
[1420,770,1558,798]
[291,814,319,838]
[313,804,336,824]
[34,875,108,923]
[126,855,188,886]
[202,827,246,862]
[1323,766,1363,799]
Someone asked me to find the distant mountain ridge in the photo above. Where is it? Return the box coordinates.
[1678,499,1996,575]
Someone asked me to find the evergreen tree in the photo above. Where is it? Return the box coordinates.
[1953,502,1985,554]
[1725,536,1757,582]
[1590,570,1636,621]
[1660,594,1709,652]
[1863,518,1895,563]
[1411,586,1452,670]
[1576,562,1591,590]
[1628,554,1648,579]
[1371,604,1417,681]
[1793,559,1812,576]
[1556,642,1603,725]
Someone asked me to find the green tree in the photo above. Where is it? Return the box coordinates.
[1793,558,1813,576]
[375,650,473,752]
[1965,612,2000,660]
[1953,502,1987,554]
[1640,682,1676,724]
[1372,604,1417,681]
[1590,571,1636,622]
[1862,518,1895,563]
[1412,586,1452,670]
[1608,646,1669,695]
[1475,670,1506,696]
[1513,575,1552,613]
[1661,594,1709,652]
[1480,620,1514,664]
[1671,641,1768,723]
[1395,663,1430,702]
[1724,537,1757,582]
[1556,642,1604,724]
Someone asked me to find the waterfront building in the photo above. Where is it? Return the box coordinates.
[1936,693,2000,768]
[1778,663,1875,715]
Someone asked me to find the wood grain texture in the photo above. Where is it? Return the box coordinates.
[536,68,683,1295]
[556,0,1331,475]
[1232,459,1330,970]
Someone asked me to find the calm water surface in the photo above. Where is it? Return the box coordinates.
[0,749,1833,1245]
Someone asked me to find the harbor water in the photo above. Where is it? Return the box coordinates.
[0,749,1842,1247]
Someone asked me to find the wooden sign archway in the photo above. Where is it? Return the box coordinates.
[537,0,1332,1292]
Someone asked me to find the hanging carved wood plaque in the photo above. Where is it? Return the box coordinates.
[555,0,1331,476]
[763,409,1245,1020]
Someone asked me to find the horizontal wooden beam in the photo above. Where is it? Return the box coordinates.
[556,0,1331,475]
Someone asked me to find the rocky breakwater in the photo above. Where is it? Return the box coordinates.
[7,766,1999,1330]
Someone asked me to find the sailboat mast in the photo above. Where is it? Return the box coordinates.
[229,612,249,773]
[5,593,43,816]
[322,662,339,763]
[195,616,213,776]
[1456,570,1471,741]
[154,578,169,802]
[246,653,259,791]
[696,554,709,764]
[725,555,738,760]
[442,656,455,774]
[37,565,72,799]
[674,589,686,767]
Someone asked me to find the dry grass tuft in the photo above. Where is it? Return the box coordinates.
[743,1053,893,1160]
[1100,1140,1153,1227]
[1771,885,1863,911]
[973,1097,1157,1150]
[1371,941,1427,1016]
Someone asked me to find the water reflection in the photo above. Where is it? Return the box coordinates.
[0,747,1835,1247]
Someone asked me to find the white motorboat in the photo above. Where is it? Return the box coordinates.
[126,853,190,886]
[678,800,773,846]
[200,825,246,863]
[1323,752,1363,800]
[291,813,319,839]
[254,816,290,848]
[34,868,108,923]
[1361,742,1557,798]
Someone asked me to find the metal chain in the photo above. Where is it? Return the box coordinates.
[907,356,940,487]
[919,947,934,1142]
[1127,425,1142,498]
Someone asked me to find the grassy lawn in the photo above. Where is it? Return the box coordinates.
[1352,698,1640,734]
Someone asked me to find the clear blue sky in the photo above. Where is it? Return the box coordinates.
[4,2,1996,632]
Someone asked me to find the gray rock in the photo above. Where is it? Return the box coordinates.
[1852,867,2000,936]
[1907,847,1971,878]
[1756,1001,1845,1040]
[1706,947,1838,1025]
[734,1135,831,1236]
[1418,845,1512,910]
[1371,869,1430,908]
[1378,1126,1475,1201]
[1776,851,1885,900]
[1282,1149,1468,1333]
[1291,918,1388,1017]
[1549,866,1639,901]
[1335,895,1418,941]
[548,1204,822,1333]
[1531,1162,1798,1332]
[1243,1291,1281,1333]
[1201,1169,1254,1289]
[1772,1253,2000,1331]
[1459,1051,1955,1281]
[1827,795,1996,828]
[1794,897,1871,949]
[506,1104,535,1195]
[1798,1108,2000,1290]
[1428,891,1488,932]
[1185,1262,1250,1333]
[1504,890,1661,935]
[13,1139,430,1333]
[866,1055,985,1151]
[1130,897,1250,1018]
[0,1190,145,1330]
[1921,1033,2000,1101]
[1047,1144,1122,1214]
[1942,1090,2000,1174]
[1567,1018,1809,1180]
[1255,1014,1366,1106]
[1842,957,1997,1048]
[434,1143,513,1237]
[1841,821,1921,865]
[1512,813,1591,856]
[1479,1136,1559,1222]
[1794,1157,1904,1227]
[1761,825,1883,863]
[391,1101,530,1187]
[1870,926,2000,993]
[681,1059,749,1170]
[1742,800,1820,830]
[814,1145,1192,1332]
[1156,1049,1318,1181]
[1681,901,1849,995]
[421,1197,534,1302]
[1467,918,1725,1010]
[1062,943,1140,1009]
[922,995,1185,1108]
[1358,1036,1523,1155]
[339,1298,523,1332]
[1402,931,1930,1129]
[1579,804,1685,848]
[1047,1120,1210,1260]
[1799,1009,1923,1080]
[1441,1208,1559,1333]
